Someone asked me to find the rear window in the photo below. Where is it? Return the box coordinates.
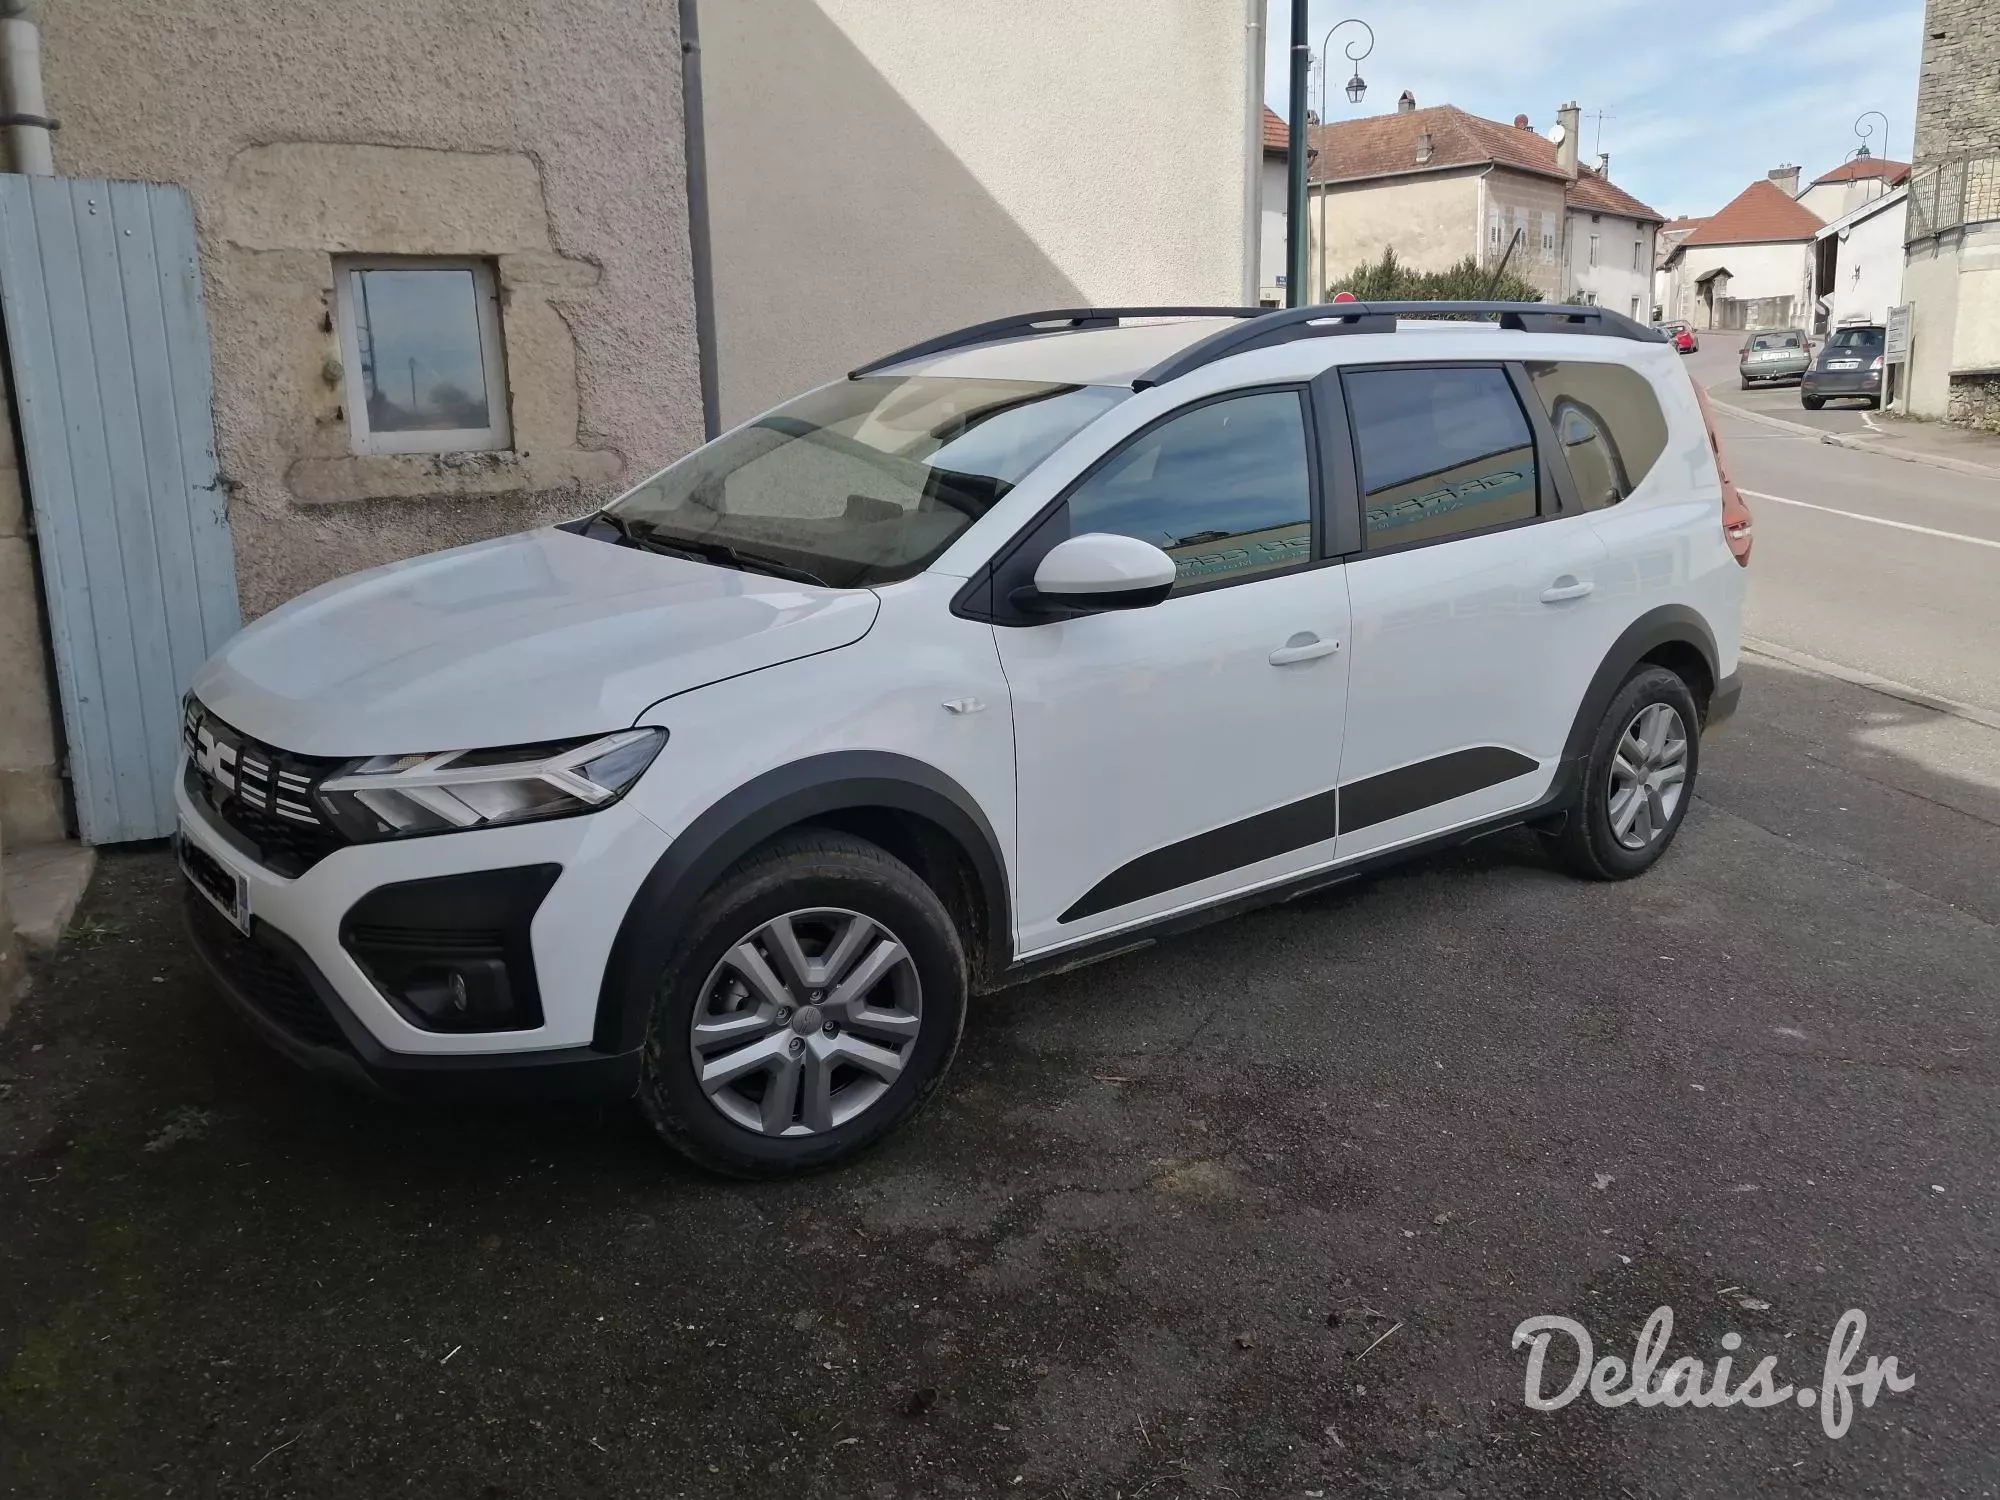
[1524,361,1669,510]
[1749,333,1802,350]
[1828,327,1884,350]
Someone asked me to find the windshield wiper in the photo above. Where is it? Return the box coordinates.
[613,519,831,587]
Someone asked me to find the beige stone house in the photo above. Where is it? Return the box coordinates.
[0,0,1265,1005]
[1657,174,1823,333]
[1300,97,1663,310]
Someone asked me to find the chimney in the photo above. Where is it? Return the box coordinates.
[1397,90,1416,114]
[1767,163,1801,197]
[1555,101,1580,179]
[1597,151,1611,180]
[1514,114,1531,130]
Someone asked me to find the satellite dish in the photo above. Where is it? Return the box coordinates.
[1548,123,1568,146]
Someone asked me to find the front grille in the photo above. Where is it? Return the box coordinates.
[183,699,351,876]
[186,893,352,1052]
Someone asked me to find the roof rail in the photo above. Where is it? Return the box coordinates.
[1132,300,1666,390]
[848,306,1264,379]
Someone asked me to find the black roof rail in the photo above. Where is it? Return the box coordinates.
[848,306,1264,379]
[1132,300,1667,390]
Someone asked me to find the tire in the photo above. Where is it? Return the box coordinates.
[636,829,968,1178]
[1739,377,1752,389]
[1547,666,1702,881]
[1802,395,1824,410]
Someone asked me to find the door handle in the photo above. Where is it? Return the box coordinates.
[1268,633,1342,666]
[1540,577,1596,603]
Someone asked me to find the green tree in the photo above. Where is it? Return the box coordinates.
[1326,247,1542,305]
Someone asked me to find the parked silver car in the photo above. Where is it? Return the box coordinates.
[1739,329,1812,387]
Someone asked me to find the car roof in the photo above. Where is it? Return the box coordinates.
[870,317,1240,385]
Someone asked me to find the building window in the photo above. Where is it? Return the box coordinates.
[1588,234,1600,268]
[1632,241,1643,271]
[1542,222,1555,254]
[333,256,511,455]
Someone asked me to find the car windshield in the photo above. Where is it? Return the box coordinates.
[1750,333,1802,350]
[1828,327,1885,350]
[603,377,1127,588]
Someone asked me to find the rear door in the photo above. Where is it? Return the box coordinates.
[1332,361,1618,862]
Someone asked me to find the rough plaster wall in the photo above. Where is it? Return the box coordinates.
[0,357,64,845]
[701,0,1250,424]
[39,0,702,615]
[1825,201,1910,327]
[1312,171,1480,289]
[1678,241,1812,323]
[1901,244,1962,414]
[1483,171,1567,299]
[1567,217,1655,317]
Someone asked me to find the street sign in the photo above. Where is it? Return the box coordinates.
[1332,291,1357,303]
[1886,303,1911,362]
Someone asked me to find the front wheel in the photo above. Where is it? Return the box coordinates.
[1547,666,1701,881]
[637,830,968,1177]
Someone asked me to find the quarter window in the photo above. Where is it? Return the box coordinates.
[1066,390,1312,590]
[1524,361,1669,509]
[333,256,511,455]
[1344,367,1539,547]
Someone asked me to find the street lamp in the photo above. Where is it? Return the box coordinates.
[1317,18,1375,303]
[1850,110,1889,161]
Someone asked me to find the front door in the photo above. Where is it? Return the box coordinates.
[994,387,1352,955]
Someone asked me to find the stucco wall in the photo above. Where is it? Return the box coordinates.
[1567,213,1655,319]
[0,358,63,846]
[1673,240,1813,330]
[700,0,1253,425]
[1821,198,1909,328]
[1482,170,1567,300]
[1309,169,1481,290]
[1260,156,1289,302]
[39,0,703,615]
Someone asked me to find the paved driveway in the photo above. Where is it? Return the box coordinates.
[3,652,1995,1498]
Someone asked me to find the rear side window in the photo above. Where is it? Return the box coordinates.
[1066,390,1313,590]
[1524,361,1669,510]
[1344,366,1538,548]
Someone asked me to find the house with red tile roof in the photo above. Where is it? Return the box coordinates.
[1258,106,1313,305]
[1797,155,1911,224]
[1296,97,1664,316]
[1659,172,1825,331]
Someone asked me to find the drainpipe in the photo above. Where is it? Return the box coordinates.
[677,0,719,440]
[0,0,56,176]
[1240,0,1264,305]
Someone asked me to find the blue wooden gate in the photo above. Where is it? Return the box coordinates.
[0,176,240,843]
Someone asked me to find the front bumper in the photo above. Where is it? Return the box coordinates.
[176,767,669,1095]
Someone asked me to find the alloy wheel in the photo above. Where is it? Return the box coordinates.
[688,908,922,1137]
[1607,702,1689,850]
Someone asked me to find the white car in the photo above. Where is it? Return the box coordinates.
[178,301,1744,1176]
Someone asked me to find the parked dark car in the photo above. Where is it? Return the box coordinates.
[1801,324,1886,409]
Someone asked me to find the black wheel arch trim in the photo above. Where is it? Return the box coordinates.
[1564,605,1721,767]
[593,752,1011,1052]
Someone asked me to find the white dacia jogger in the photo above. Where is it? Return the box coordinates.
[178,301,1745,1176]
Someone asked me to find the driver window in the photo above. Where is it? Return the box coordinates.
[1065,390,1313,592]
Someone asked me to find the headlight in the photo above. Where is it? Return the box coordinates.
[315,728,667,840]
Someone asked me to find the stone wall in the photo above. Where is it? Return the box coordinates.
[1915,0,2000,162]
[1945,372,2000,431]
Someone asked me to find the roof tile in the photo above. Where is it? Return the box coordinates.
[1680,179,1824,245]
[1811,156,1911,186]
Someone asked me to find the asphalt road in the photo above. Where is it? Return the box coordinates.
[1684,341,1877,436]
[4,436,1998,1497]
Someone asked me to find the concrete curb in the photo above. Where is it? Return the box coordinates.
[1708,396,2000,481]
[1742,637,2000,733]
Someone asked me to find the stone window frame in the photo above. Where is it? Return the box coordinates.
[331,254,512,457]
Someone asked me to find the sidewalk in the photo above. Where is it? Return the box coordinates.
[1712,397,2000,480]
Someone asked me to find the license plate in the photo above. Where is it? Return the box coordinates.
[179,821,249,934]
[1828,360,1860,370]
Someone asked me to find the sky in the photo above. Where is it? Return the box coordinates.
[1264,0,1925,220]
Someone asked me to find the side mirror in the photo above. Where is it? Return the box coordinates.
[1019,533,1176,615]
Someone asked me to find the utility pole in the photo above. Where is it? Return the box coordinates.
[1284,0,1310,308]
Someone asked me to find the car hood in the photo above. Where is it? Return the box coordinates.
[193,528,880,756]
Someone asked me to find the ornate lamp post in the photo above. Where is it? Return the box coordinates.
[1315,18,1375,302]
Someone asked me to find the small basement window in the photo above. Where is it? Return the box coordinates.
[333,256,511,455]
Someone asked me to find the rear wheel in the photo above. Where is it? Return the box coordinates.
[637,830,967,1177]
[1802,395,1825,410]
[1548,666,1701,881]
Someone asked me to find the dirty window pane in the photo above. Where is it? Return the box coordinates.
[349,268,493,432]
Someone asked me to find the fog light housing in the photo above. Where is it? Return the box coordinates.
[341,866,560,1033]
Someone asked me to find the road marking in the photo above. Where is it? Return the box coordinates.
[1736,489,2000,550]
